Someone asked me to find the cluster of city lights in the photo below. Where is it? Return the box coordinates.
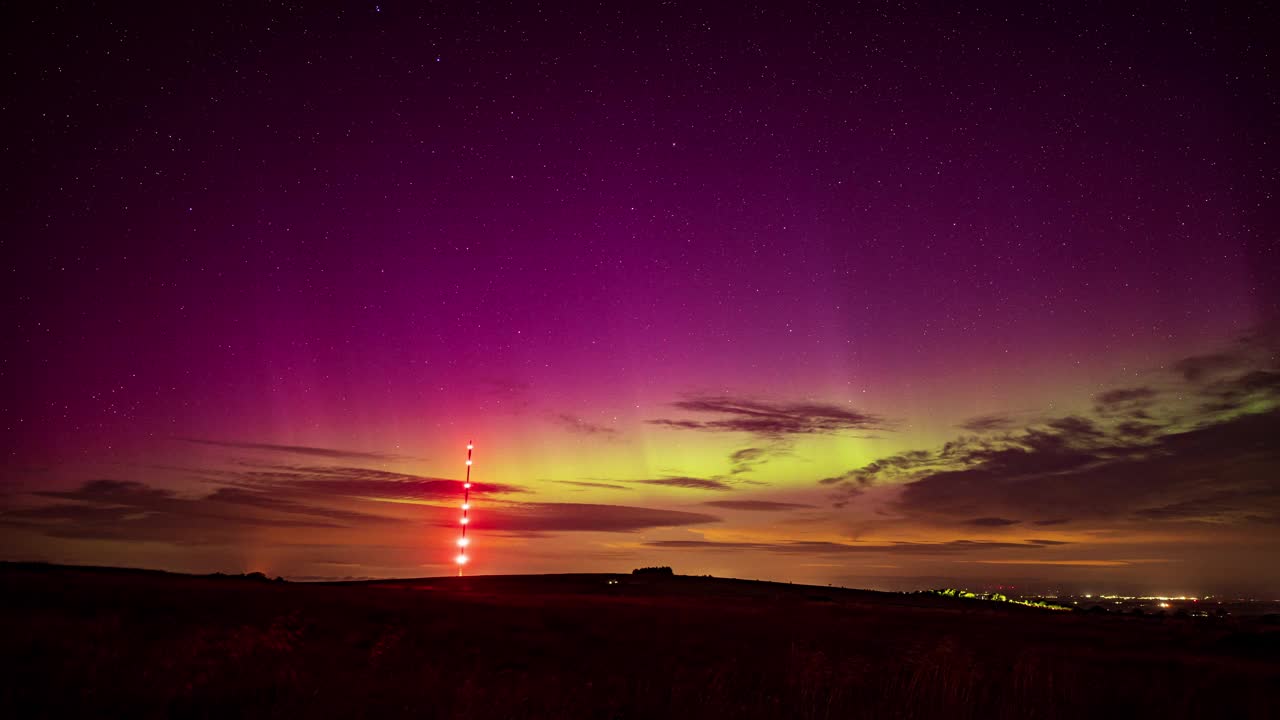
[456,441,473,574]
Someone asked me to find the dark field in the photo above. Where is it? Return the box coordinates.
[2,565,1277,719]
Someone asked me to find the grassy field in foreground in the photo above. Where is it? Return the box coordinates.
[1,564,1277,719]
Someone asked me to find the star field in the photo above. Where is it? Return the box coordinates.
[3,1,1277,593]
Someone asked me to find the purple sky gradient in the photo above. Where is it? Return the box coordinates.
[3,1,1277,592]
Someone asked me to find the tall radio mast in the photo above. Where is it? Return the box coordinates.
[455,441,473,576]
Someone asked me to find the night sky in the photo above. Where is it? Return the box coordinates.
[4,2,1278,594]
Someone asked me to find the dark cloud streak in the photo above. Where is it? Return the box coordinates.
[460,503,720,533]
[958,414,1019,433]
[635,476,733,491]
[553,480,632,490]
[646,539,1058,554]
[650,396,885,438]
[554,414,619,437]
[182,438,402,462]
[3,479,401,545]
[702,500,816,511]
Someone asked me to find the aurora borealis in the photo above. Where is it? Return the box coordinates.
[4,2,1277,594]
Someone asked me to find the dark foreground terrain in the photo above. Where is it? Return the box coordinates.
[2,564,1277,719]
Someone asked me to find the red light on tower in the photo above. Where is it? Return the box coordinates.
[456,441,474,575]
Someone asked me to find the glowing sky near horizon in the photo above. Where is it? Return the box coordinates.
[3,2,1278,593]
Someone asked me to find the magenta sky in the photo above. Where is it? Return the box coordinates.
[4,2,1278,594]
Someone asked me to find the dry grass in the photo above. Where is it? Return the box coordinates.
[1,566,1277,719]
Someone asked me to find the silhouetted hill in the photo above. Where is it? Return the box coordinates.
[1,563,1277,719]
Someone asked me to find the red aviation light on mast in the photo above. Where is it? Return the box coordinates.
[456,440,474,576]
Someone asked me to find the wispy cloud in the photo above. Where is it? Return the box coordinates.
[477,377,534,414]
[1094,386,1158,407]
[1093,386,1159,418]
[957,414,1019,433]
[635,476,733,491]
[3,472,716,544]
[0,450,538,548]
[702,500,816,511]
[231,463,525,500]
[2,479,404,545]
[965,517,1020,527]
[892,408,1280,527]
[822,336,1280,531]
[645,539,1059,554]
[970,559,1148,567]
[650,395,886,438]
[553,480,632,490]
[727,447,767,474]
[181,438,403,462]
[1173,352,1241,383]
[818,449,933,488]
[554,414,619,437]
[455,503,720,533]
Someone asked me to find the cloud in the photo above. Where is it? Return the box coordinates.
[702,500,816,511]
[554,414,619,437]
[1115,421,1158,439]
[970,560,1142,567]
[476,377,534,414]
[728,447,767,475]
[181,438,402,462]
[0,454,537,548]
[1093,387,1159,418]
[965,517,1020,527]
[480,377,531,394]
[644,539,1058,554]
[4,471,717,544]
[818,449,933,488]
[1095,387,1158,407]
[893,407,1280,527]
[634,476,733,491]
[1133,487,1279,522]
[231,464,525,500]
[820,339,1280,529]
[1043,415,1106,441]
[648,419,703,430]
[819,448,943,508]
[203,486,401,525]
[958,414,1019,433]
[650,395,885,437]
[1173,352,1241,383]
[458,503,720,533]
[830,487,865,510]
[553,480,632,490]
[3,479,403,545]
[1198,370,1280,414]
